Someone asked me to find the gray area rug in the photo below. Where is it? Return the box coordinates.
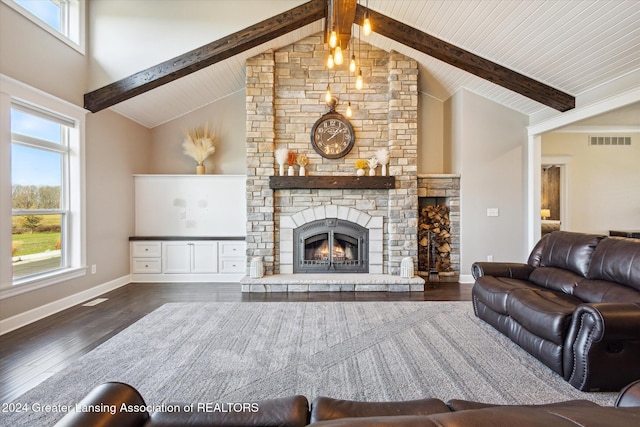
[1,301,616,425]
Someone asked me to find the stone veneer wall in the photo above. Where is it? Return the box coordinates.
[246,33,418,276]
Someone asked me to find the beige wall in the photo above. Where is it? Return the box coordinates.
[0,3,152,323]
[149,90,246,175]
[0,2,86,106]
[0,109,151,321]
[418,92,445,173]
[87,0,307,90]
[542,132,640,235]
[449,90,529,278]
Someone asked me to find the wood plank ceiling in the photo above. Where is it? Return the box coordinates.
[91,0,640,128]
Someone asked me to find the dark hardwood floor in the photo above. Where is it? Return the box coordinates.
[0,281,472,403]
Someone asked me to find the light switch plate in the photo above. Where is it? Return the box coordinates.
[487,208,499,217]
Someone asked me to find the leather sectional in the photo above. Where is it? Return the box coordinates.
[472,231,640,391]
[54,380,640,426]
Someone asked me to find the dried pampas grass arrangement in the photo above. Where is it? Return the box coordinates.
[182,124,216,165]
[376,148,390,176]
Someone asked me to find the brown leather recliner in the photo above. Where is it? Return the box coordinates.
[472,231,640,391]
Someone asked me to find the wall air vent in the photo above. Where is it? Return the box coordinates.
[589,135,632,146]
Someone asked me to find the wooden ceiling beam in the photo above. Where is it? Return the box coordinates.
[325,0,357,48]
[355,5,575,111]
[84,0,326,113]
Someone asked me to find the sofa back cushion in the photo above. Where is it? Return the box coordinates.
[573,279,640,303]
[586,237,640,291]
[528,231,604,277]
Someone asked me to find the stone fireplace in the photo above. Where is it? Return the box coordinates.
[242,33,428,292]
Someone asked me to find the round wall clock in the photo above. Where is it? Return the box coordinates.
[310,111,355,159]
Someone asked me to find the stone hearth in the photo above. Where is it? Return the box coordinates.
[244,33,424,291]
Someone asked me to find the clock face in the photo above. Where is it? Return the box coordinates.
[310,112,355,159]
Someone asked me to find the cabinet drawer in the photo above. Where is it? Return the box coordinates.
[219,258,245,273]
[132,242,161,258]
[219,242,245,257]
[132,258,162,273]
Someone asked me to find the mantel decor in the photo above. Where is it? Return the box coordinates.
[269,176,394,190]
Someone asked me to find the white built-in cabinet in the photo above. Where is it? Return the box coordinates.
[130,239,246,283]
[162,241,218,274]
[130,175,247,283]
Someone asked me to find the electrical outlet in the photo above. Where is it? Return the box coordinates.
[487,255,494,262]
[487,208,499,217]
[91,264,97,274]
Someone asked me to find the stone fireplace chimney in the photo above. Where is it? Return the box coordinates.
[244,33,420,288]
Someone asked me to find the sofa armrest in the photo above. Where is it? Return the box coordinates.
[54,382,149,427]
[471,262,534,280]
[564,303,640,391]
[616,380,640,407]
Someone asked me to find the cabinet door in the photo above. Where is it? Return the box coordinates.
[192,242,218,273]
[162,242,191,273]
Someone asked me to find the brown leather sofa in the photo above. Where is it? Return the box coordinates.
[54,380,640,426]
[472,231,640,391]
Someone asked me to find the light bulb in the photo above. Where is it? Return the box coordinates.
[356,70,363,90]
[327,53,335,69]
[325,84,332,103]
[346,102,352,117]
[334,46,343,65]
[363,18,371,36]
[349,55,357,73]
[329,30,337,48]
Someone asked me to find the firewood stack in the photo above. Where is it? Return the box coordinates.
[418,205,453,274]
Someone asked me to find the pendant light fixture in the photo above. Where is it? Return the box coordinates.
[334,43,344,65]
[363,0,371,36]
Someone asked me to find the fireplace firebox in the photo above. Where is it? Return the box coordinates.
[293,218,368,273]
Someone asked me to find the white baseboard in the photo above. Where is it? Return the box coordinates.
[0,275,131,335]
[459,274,475,284]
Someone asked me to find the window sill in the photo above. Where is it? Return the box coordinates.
[0,267,87,299]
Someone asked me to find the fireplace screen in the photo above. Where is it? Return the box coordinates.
[294,219,368,273]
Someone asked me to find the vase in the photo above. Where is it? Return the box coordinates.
[299,166,306,176]
[250,257,264,279]
[369,168,376,176]
[357,168,365,176]
[288,165,295,176]
[381,164,387,176]
[279,164,285,176]
[196,163,205,175]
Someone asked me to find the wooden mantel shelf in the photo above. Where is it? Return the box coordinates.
[269,176,395,190]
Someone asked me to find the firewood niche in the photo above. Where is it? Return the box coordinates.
[419,201,454,281]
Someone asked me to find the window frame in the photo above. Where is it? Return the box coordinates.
[1,0,85,54]
[1,74,87,299]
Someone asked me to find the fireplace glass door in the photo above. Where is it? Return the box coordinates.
[294,219,368,273]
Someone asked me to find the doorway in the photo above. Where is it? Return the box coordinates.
[541,156,571,235]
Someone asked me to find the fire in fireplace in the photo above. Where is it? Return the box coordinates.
[294,219,368,273]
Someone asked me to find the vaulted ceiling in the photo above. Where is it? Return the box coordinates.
[89,0,640,128]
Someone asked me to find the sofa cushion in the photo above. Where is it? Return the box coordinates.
[537,231,604,277]
[472,276,540,314]
[528,266,585,295]
[573,279,640,303]
[507,289,582,345]
[310,397,450,423]
[587,237,640,291]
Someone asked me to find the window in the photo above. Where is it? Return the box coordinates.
[1,75,86,297]
[2,0,84,52]
[11,105,71,281]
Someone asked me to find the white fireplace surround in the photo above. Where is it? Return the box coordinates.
[279,205,383,275]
